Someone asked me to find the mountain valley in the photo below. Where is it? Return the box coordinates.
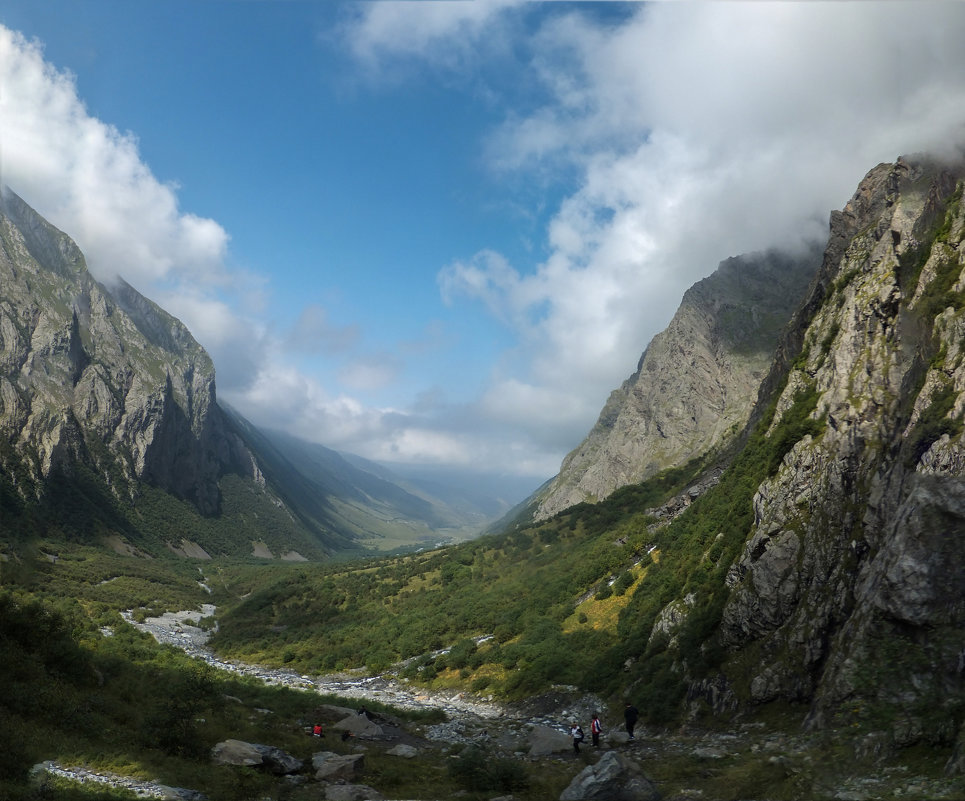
[0,188,501,562]
[4,153,965,800]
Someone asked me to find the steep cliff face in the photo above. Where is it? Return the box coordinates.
[0,188,246,514]
[0,189,508,557]
[535,248,819,520]
[715,157,965,744]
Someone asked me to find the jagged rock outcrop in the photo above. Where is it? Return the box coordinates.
[210,739,303,774]
[558,751,661,801]
[535,247,819,520]
[717,156,965,745]
[0,188,249,514]
[312,752,365,781]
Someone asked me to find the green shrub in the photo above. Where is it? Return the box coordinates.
[447,746,529,792]
[613,570,635,596]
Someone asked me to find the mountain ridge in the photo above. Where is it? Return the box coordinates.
[0,188,503,557]
[534,244,821,520]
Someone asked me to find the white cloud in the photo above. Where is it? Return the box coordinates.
[338,354,401,392]
[341,0,522,77]
[6,2,965,494]
[238,363,372,442]
[439,250,529,326]
[368,426,472,465]
[414,2,965,474]
[0,28,230,289]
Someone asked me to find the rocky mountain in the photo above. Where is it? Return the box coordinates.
[0,188,245,512]
[704,156,965,747]
[0,188,495,557]
[482,154,965,754]
[534,246,820,520]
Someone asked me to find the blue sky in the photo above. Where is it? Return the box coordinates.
[2,2,965,500]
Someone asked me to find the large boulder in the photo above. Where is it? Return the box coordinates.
[312,751,365,781]
[210,739,303,775]
[386,744,418,758]
[528,725,573,756]
[559,751,660,801]
[333,713,384,739]
[315,704,358,720]
[324,785,384,801]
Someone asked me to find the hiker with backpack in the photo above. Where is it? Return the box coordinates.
[570,721,585,754]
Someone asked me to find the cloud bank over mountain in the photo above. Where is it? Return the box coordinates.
[2,3,965,486]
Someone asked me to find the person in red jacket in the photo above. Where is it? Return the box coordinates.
[590,714,603,747]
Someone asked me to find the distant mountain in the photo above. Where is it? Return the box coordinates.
[533,245,821,520]
[0,188,498,558]
[228,417,502,550]
[340,455,529,521]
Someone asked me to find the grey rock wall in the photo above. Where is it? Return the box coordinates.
[0,189,249,514]
[536,247,819,520]
[718,157,965,742]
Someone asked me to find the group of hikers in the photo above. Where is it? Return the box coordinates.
[312,702,641,756]
[569,701,639,753]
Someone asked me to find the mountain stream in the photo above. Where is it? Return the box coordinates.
[120,606,510,722]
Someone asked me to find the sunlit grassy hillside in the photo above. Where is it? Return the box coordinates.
[209,380,823,721]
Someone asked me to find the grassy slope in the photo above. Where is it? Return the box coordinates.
[0,586,476,801]
[208,383,823,710]
[0,370,958,800]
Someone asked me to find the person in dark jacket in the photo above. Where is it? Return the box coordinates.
[624,702,639,740]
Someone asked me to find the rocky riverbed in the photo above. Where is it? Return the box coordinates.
[119,607,616,752]
[31,761,206,800]
[118,607,515,724]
